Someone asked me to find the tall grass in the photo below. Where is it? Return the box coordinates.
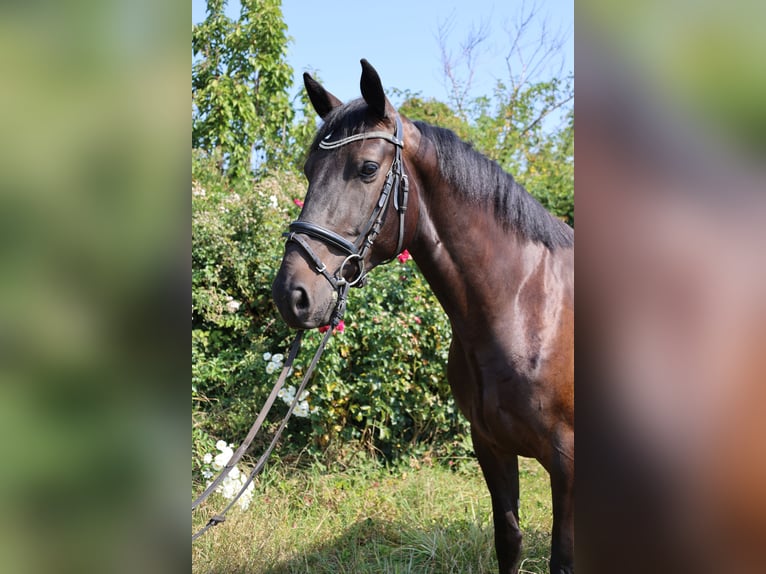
[192,456,552,573]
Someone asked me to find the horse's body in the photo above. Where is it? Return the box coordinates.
[272,60,574,574]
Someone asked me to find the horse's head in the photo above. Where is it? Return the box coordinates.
[272,59,416,329]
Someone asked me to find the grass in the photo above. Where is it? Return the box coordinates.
[192,456,552,574]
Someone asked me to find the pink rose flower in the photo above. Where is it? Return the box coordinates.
[397,249,411,263]
[293,198,304,207]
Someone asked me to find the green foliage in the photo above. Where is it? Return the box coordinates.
[192,149,297,457]
[522,106,574,225]
[285,76,321,172]
[192,0,294,178]
[476,77,574,226]
[192,153,466,470]
[396,89,472,141]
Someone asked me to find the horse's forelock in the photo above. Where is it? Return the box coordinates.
[310,99,374,152]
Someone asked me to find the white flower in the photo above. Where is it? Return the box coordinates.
[293,400,310,418]
[272,353,284,364]
[279,385,297,407]
[213,446,233,470]
[263,352,272,361]
[226,299,241,312]
[221,479,237,499]
[202,438,256,511]
[238,481,255,509]
[265,362,276,374]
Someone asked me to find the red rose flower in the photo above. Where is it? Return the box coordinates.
[293,198,304,207]
[397,249,411,263]
[318,320,344,334]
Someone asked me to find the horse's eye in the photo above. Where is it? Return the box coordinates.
[360,161,379,178]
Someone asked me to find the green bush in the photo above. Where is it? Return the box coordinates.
[192,149,297,474]
[192,151,468,477]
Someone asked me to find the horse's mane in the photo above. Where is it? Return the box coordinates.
[311,99,573,250]
[414,121,574,250]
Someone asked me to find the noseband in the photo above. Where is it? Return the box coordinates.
[283,113,410,326]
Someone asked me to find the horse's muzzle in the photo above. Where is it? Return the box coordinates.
[271,265,335,329]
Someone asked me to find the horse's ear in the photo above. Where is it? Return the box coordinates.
[360,59,390,118]
[303,72,342,119]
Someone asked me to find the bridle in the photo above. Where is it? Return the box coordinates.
[283,113,409,327]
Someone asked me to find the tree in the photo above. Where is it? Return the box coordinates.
[423,2,574,225]
[192,0,293,178]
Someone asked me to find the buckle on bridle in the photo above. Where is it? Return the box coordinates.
[337,253,365,287]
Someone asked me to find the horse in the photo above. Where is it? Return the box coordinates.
[272,59,574,574]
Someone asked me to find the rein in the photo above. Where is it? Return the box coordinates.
[192,325,338,541]
[192,114,409,541]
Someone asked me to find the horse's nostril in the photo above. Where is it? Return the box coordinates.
[292,286,309,312]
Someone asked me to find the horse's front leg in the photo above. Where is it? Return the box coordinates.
[448,338,523,573]
[548,428,574,573]
[473,428,523,574]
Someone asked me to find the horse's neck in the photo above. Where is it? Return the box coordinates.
[410,181,550,341]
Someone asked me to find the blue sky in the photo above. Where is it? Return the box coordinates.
[192,0,573,106]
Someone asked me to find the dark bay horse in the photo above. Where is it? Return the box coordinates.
[272,60,574,574]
